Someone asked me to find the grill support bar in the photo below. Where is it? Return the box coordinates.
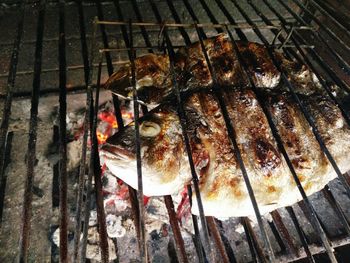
[18,1,46,261]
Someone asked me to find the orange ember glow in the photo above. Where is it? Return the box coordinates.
[96,109,134,145]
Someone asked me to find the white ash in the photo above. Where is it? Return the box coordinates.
[106,214,126,238]
[86,227,117,262]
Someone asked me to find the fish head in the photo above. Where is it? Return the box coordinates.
[100,106,191,196]
[104,54,171,107]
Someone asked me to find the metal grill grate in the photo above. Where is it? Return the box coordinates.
[0,0,350,262]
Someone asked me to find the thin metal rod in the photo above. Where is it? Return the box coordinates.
[58,1,68,261]
[80,17,98,263]
[129,20,148,262]
[197,0,223,34]
[0,1,25,192]
[165,0,192,45]
[213,0,247,41]
[286,206,315,263]
[95,0,124,129]
[230,1,338,262]
[181,0,206,39]
[18,1,46,261]
[130,0,154,53]
[195,23,275,261]
[164,196,189,263]
[95,20,314,30]
[0,132,13,224]
[73,1,91,261]
[90,59,110,263]
[163,28,210,263]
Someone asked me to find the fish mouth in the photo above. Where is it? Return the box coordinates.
[100,144,136,162]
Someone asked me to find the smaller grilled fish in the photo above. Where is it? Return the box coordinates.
[104,34,319,108]
[100,88,350,217]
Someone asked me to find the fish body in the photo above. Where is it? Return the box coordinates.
[100,88,350,217]
[100,34,350,217]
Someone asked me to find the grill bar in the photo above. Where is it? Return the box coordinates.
[165,0,192,45]
[270,210,299,257]
[90,59,110,263]
[18,1,46,261]
[72,1,91,261]
[129,21,148,262]
[79,17,98,263]
[0,132,13,224]
[164,195,189,263]
[230,1,339,261]
[197,0,223,34]
[163,28,211,262]
[58,1,68,261]
[0,2,25,193]
[207,217,230,263]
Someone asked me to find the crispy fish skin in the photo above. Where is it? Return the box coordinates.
[104,34,319,107]
[100,88,350,217]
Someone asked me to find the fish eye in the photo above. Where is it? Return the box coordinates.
[139,121,161,137]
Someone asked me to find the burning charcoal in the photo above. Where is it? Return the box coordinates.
[67,139,85,171]
[89,210,98,227]
[106,214,126,238]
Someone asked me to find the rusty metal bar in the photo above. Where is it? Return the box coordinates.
[18,1,46,261]
[0,132,13,224]
[58,0,68,261]
[164,196,189,263]
[73,0,91,261]
[0,1,25,192]
[270,210,299,257]
[207,217,230,263]
[80,17,98,263]
[90,59,110,263]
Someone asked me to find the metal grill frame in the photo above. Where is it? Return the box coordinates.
[0,1,350,263]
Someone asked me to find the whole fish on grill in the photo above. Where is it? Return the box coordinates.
[104,34,320,107]
[100,34,350,217]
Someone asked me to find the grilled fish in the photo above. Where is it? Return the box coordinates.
[104,34,319,107]
[100,88,350,217]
